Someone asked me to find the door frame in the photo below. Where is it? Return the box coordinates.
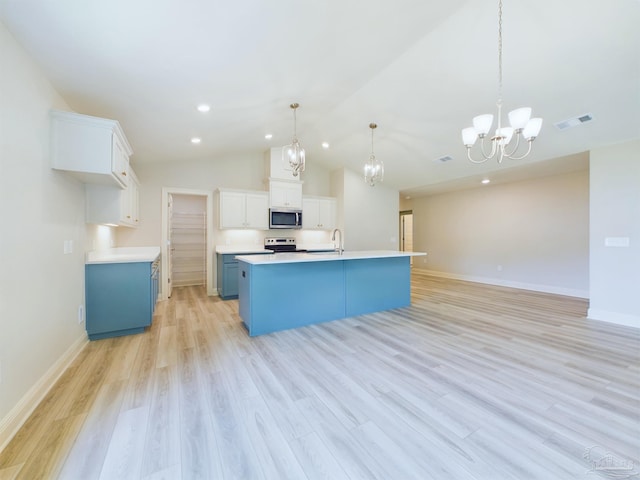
[161,187,215,299]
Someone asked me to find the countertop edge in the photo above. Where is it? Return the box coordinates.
[86,246,161,264]
[235,250,426,265]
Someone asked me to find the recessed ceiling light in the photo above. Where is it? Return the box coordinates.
[265,133,273,140]
[191,137,201,144]
[321,142,330,149]
[481,178,491,184]
[197,104,210,113]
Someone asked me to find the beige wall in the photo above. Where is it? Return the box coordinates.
[412,169,590,297]
[0,23,90,433]
[331,168,400,250]
[588,140,640,327]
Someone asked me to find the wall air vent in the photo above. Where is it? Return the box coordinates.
[554,113,594,130]
[434,155,454,163]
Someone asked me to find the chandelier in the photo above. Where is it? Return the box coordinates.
[461,0,542,164]
[364,123,384,186]
[283,102,305,176]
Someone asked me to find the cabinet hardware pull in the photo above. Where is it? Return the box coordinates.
[122,171,127,176]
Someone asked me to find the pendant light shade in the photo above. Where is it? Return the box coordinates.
[364,123,384,186]
[283,103,305,177]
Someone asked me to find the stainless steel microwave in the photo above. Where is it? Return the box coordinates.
[269,208,302,229]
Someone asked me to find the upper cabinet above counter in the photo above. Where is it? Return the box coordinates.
[50,110,140,227]
[50,109,132,188]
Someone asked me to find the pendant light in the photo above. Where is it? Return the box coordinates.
[364,123,384,186]
[283,103,305,176]
[461,0,542,163]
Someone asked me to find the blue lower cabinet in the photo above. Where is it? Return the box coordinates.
[217,253,264,299]
[85,260,158,340]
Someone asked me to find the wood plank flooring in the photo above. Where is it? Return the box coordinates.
[1,272,639,479]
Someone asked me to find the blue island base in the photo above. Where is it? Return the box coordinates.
[237,256,411,336]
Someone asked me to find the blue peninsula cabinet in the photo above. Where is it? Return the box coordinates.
[85,248,160,340]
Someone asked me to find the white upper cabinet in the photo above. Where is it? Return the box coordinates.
[219,189,269,229]
[50,109,132,188]
[86,164,140,227]
[269,180,302,208]
[303,196,336,230]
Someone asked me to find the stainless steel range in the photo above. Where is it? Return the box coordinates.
[264,237,307,253]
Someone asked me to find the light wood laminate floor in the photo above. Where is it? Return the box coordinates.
[1,272,639,479]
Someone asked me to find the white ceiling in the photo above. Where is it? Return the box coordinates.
[2,0,638,197]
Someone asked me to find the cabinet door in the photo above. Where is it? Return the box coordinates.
[302,197,336,230]
[219,191,247,228]
[245,192,269,229]
[302,198,320,229]
[222,263,239,298]
[112,134,130,188]
[85,262,153,339]
[120,170,139,226]
[270,181,302,208]
[318,198,336,230]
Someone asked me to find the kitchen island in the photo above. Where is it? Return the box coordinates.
[236,250,425,336]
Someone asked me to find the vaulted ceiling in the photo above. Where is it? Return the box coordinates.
[2,0,638,196]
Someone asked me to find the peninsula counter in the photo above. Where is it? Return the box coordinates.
[236,250,425,336]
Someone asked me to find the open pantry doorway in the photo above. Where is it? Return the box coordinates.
[400,210,414,265]
[161,187,215,299]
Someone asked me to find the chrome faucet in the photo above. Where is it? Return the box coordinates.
[331,228,344,255]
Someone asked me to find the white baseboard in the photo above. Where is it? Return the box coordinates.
[0,334,88,453]
[415,268,589,299]
[587,308,640,329]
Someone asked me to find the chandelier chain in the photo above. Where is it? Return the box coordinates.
[460,0,542,164]
[497,0,503,105]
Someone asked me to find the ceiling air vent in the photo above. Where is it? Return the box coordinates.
[554,113,594,130]
[434,155,454,163]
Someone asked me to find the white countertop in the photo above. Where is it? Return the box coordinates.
[215,245,270,254]
[86,246,161,264]
[235,250,426,265]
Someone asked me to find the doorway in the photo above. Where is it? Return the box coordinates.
[161,187,214,299]
[170,194,207,288]
[400,210,413,265]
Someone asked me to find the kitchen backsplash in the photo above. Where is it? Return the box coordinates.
[216,229,333,247]
[86,224,117,252]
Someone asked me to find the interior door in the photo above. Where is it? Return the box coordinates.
[166,193,174,298]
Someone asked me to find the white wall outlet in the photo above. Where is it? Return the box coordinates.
[78,305,84,324]
[63,240,73,254]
